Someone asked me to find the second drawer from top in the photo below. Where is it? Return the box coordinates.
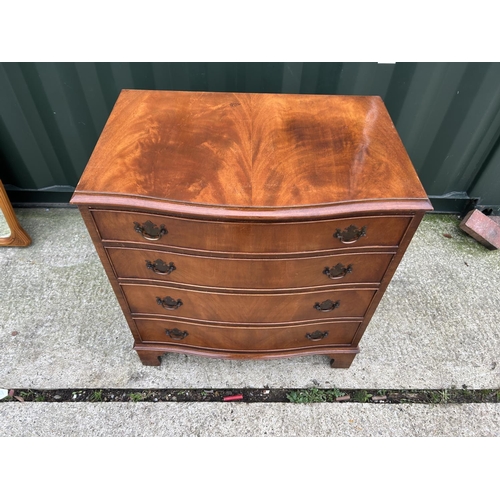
[107,247,395,289]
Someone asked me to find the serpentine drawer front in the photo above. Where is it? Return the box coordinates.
[92,210,412,253]
[106,247,395,289]
[134,318,361,351]
[71,90,432,368]
[121,283,377,323]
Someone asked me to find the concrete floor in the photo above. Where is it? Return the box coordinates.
[1,208,499,436]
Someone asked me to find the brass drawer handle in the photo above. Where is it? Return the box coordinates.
[156,296,183,310]
[134,220,168,241]
[165,328,188,340]
[323,263,353,279]
[306,330,329,341]
[146,259,176,275]
[334,225,366,244]
[314,299,340,312]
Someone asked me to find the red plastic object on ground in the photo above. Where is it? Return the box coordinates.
[223,394,244,401]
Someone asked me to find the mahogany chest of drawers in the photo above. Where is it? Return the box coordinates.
[71,90,432,367]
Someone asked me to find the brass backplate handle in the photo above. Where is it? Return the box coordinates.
[323,263,353,279]
[146,259,176,275]
[134,220,168,240]
[156,296,183,310]
[314,299,340,312]
[165,328,188,340]
[306,330,329,341]
[334,225,367,244]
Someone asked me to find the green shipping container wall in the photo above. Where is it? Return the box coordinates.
[1,62,499,212]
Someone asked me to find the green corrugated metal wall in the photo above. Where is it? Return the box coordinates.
[1,62,499,211]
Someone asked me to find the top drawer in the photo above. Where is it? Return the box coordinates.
[91,210,412,254]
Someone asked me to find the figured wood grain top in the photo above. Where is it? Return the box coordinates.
[72,90,432,216]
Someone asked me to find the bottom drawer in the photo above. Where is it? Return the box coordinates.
[134,318,360,351]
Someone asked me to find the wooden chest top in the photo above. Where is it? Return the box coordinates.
[71,90,432,217]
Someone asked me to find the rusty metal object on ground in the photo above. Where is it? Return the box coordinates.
[459,209,500,250]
